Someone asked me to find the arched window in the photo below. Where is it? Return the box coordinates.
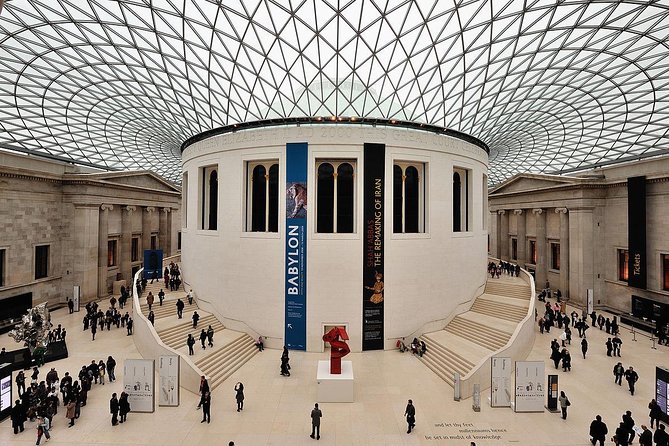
[393,162,425,233]
[453,167,471,232]
[316,160,356,233]
[200,165,218,230]
[247,161,279,232]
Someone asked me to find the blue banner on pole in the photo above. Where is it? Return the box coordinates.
[143,250,163,280]
[285,142,308,350]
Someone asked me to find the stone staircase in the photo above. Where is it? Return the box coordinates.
[136,270,259,391]
[418,276,531,386]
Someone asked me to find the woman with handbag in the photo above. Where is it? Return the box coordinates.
[558,391,570,420]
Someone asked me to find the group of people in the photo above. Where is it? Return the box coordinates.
[11,356,122,444]
[186,325,216,355]
[82,300,133,339]
[163,262,182,291]
[591,407,669,446]
[47,324,67,344]
[487,260,520,278]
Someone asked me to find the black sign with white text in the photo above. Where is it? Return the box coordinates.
[627,176,646,289]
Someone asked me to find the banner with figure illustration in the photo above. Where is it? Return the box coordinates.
[285,142,307,350]
[123,359,155,413]
[363,143,385,350]
[514,361,545,412]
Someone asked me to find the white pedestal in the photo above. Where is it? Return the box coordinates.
[317,360,354,402]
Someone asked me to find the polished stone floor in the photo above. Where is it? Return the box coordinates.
[1,299,667,445]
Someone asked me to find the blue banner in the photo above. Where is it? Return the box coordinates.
[285,142,308,350]
[143,249,163,280]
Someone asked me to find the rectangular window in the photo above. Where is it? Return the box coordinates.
[550,242,560,270]
[393,162,426,233]
[0,249,5,287]
[529,240,537,264]
[618,249,629,282]
[511,238,518,261]
[246,161,279,232]
[199,165,218,230]
[316,160,356,233]
[177,231,182,251]
[182,172,188,229]
[131,237,139,262]
[453,167,472,232]
[663,254,669,291]
[35,245,49,280]
[107,240,118,267]
[151,235,157,251]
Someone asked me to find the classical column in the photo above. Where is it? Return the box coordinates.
[159,207,172,255]
[493,210,503,258]
[98,204,113,298]
[121,206,136,282]
[556,208,570,300]
[533,208,547,288]
[500,209,509,261]
[514,209,526,266]
[142,206,155,251]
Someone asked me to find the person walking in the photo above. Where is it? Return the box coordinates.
[639,425,653,446]
[235,382,244,412]
[110,393,119,426]
[119,392,130,423]
[310,403,322,439]
[649,399,662,429]
[558,391,570,420]
[126,317,133,335]
[614,362,624,386]
[581,338,588,358]
[158,289,165,306]
[207,325,214,347]
[35,415,51,445]
[187,334,195,355]
[615,421,630,446]
[106,356,116,382]
[197,376,209,409]
[200,392,211,424]
[146,291,154,311]
[405,399,416,433]
[90,319,97,341]
[187,289,194,305]
[625,366,639,395]
[606,338,613,357]
[654,424,668,446]
[623,410,636,444]
[176,299,185,319]
[612,335,622,356]
[148,310,155,326]
[589,415,607,446]
[199,329,207,350]
[192,311,200,329]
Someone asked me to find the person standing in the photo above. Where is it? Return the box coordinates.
[581,338,588,358]
[148,310,155,326]
[146,291,154,311]
[606,338,613,357]
[614,362,625,386]
[404,399,416,433]
[200,392,211,423]
[197,376,209,409]
[67,297,74,314]
[558,391,570,420]
[623,410,636,444]
[615,421,630,446]
[654,424,668,446]
[589,415,607,446]
[625,366,639,395]
[98,359,106,385]
[639,425,653,446]
[11,399,25,434]
[649,399,662,429]
[158,289,165,306]
[35,415,51,445]
[199,329,207,350]
[66,399,76,427]
[15,371,26,396]
[187,289,194,305]
[91,318,97,340]
[192,311,200,329]
[310,403,322,439]
[235,382,244,412]
[187,334,195,355]
[207,325,214,347]
[612,335,622,357]
[119,392,130,423]
[126,317,133,335]
[110,393,119,426]
[176,298,185,319]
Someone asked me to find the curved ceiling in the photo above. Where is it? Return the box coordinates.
[1,0,669,184]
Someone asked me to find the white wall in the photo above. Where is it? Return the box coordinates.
[182,124,488,351]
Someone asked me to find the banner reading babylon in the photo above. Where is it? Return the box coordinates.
[363,143,385,350]
[285,142,308,350]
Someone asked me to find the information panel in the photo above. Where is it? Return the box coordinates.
[123,359,155,413]
[627,176,646,289]
[490,357,512,407]
[158,355,179,407]
[362,142,385,351]
[656,366,669,423]
[514,361,545,412]
[284,142,308,350]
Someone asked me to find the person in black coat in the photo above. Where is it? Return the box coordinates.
[110,393,119,426]
[624,367,639,395]
[623,411,636,444]
[199,329,207,350]
[589,415,607,446]
[581,338,588,359]
[404,399,416,433]
[11,399,25,434]
[639,425,653,446]
[176,299,185,318]
[606,338,613,357]
[649,399,662,428]
[119,392,130,423]
[187,334,196,355]
[654,424,668,446]
[615,421,629,446]
[235,382,244,411]
[200,392,211,423]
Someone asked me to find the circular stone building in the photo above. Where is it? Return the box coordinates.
[180,118,489,352]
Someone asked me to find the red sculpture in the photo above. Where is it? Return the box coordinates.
[322,326,350,374]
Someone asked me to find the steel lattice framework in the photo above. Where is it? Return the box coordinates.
[1,0,669,184]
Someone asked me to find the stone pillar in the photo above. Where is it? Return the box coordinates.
[142,206,155,251]
[493,210,502,258]
[500,210,509,261]
[514,209,526,266]
[121,206,136,282]
[159,207,172,255]
[556,208,569,300]
[568,208,594,306]
[98,204,113,298]
[533,208,547,288]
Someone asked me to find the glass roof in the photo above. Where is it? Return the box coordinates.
[1,0,669,184]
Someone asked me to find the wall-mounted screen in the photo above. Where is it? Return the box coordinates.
[657,367,669,423]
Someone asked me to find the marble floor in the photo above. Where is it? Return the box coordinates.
[1,298,667,446]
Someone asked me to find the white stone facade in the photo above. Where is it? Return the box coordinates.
[181,123,489,351]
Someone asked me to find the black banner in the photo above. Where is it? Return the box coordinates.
[627,176,646,289]
[363,143,385,350]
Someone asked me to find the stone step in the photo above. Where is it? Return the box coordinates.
[470,301,527,322]
[202,337,259,390]
[195,334,247,370]
[444,317,509,351]
[162,321,225,350]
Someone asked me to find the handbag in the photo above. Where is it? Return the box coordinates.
[566,398,571,406]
